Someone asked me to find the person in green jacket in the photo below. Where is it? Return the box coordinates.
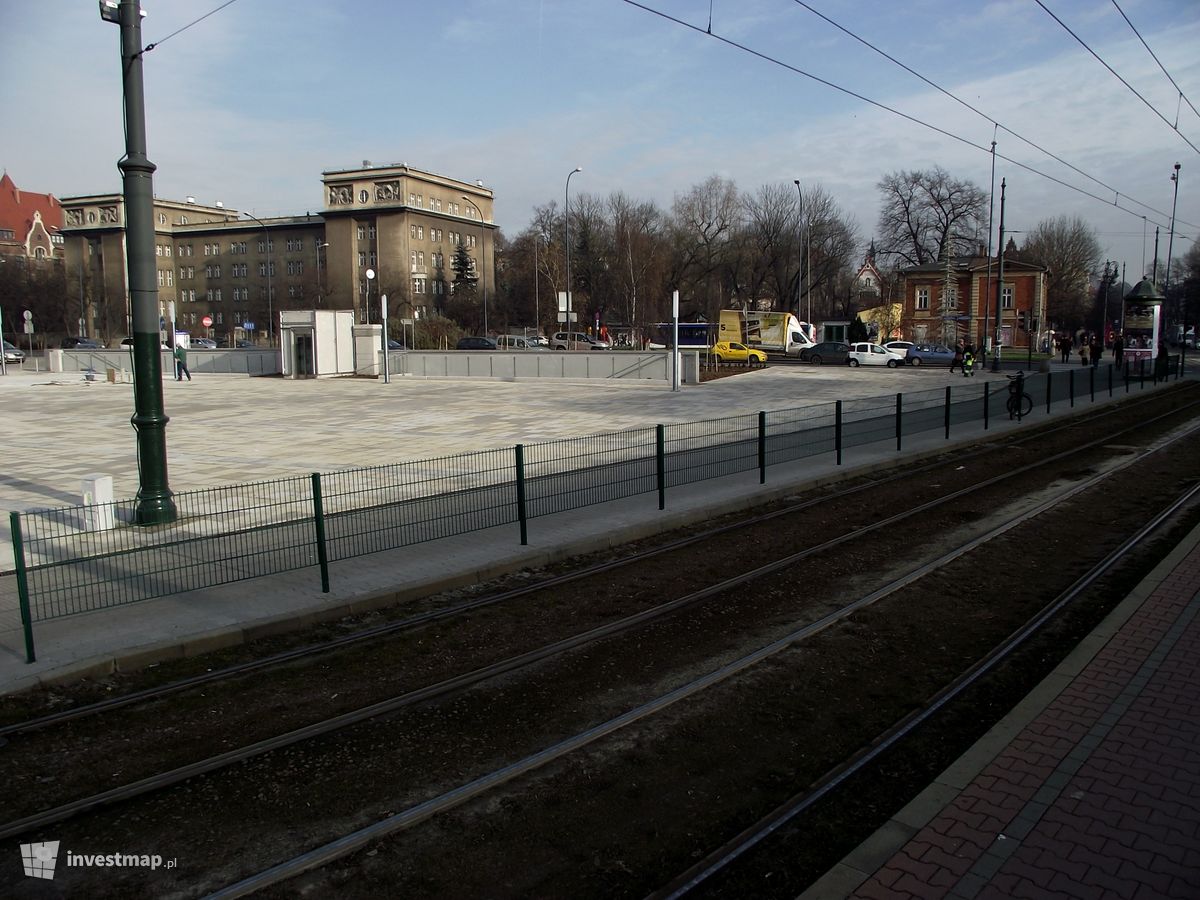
[173,342,191,381]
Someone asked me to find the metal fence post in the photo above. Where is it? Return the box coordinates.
[983,381,989,430]
[1139,358,1145,389]
[515,444,528,546]
[1089,365,1095,402]
[835,400,843,465]
[310,473,330,594]
[944,386,951,440]
[1069,368,1075,407]
[1046,370,1052,414]
[1107,363,1113,397]
[10,512,36,663]
[758,411,767,484]
[895,392,903,452]
[656,424,666,510]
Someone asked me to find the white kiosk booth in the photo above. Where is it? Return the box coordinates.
[279,310,356,377]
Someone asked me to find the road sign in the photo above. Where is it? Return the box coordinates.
[23,310,33,321]
[201,315,213,327]
[243,321,255,331]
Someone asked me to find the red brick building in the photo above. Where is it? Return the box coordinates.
[900,247,1047,350]
[0,172,64,261]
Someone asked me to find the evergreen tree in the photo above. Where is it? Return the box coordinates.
[848,315,869,343]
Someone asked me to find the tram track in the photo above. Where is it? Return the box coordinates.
[1,390,1198,898]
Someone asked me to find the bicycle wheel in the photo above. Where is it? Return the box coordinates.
[1020,393,1033,417]
[1006,395,1018,419]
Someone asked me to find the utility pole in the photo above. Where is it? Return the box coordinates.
[103,0,175,524]
[990,179,1006,372]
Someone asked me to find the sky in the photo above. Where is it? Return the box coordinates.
[3,0,1198,282]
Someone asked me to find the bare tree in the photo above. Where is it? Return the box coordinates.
[665,174,743,319]
[876,167,987,267]
[1019,215,1101,330]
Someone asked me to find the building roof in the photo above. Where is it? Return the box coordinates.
[0,172,63,245]
[901,253,1046,276]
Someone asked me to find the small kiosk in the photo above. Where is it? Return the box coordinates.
[279,310,356,377]
[1122,279,1163,369]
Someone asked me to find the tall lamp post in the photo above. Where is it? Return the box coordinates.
[314,241,329,308]
[244,212,273,346]
[102,0,174,524]
[461,196,488,335]
[565,166,582,335]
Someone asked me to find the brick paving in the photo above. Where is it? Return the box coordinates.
[850,535,1200,900]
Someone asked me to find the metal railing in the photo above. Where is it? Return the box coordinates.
[5,357,1186,662]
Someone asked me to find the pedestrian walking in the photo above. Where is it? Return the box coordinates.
[1078,342,1088,367]
[1059,335,1071,364]
[950,340,964,374]
[1089,337,1101,368]
[174,342,192,381]
[962,346,975,377]
[1113,334,1125,368]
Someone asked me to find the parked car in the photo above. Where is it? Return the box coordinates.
[847,342,904,367]
[191,338,218,349]
[798,341,850,365]
[61,336,104,350]
[3,340,25,364]
[709,340,767,365]
[905,343,957,366]
[883,340,915,359]
[495,334,548,351]
[551,331,610,350]
[118,336,172,349]
[456,336,498,351]
[386,339,407,350]
[235,339,255,348]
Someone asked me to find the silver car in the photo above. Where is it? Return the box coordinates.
[3,340,25,364]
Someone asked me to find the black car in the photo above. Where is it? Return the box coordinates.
[61,336,105,350]
[455,336,497,350]
[798,341,850,365]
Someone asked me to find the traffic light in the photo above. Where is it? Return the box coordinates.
[1017,311,1027,331]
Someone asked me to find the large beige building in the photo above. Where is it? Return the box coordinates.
[57,163,495,344]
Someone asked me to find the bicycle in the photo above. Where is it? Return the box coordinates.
[1006,374,1033,419]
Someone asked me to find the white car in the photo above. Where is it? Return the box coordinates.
[883,340,915,358]
[848,342,905,368]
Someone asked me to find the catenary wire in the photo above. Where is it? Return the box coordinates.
[790,0,1177,223]
[618,0,1198,232]
[142,0,243,54]
[1110,0,1200,127]
[1034,0,1200,157]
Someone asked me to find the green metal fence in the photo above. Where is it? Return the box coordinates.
[5,357,1186,662]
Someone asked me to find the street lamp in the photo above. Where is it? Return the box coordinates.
[315,241,329,308]
[1165,163,1181,294]
[365,267,375,327]
[461,196,487,335]
[565,167,582,336]
[244,212,273,346]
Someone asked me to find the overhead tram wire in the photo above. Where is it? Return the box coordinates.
[141,0,243,55]
[1110,0,1200,128]
[617,0,1199,234]
[1034,0,1200,157]
[789,0,1177,223]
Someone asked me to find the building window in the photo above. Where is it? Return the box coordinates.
[410,224,417,239]
[215,312,223,324]
[357,225,366,240]
[916,287,930,310]
[418,226,424,240]
[180,215,188,224]
[413,277,426,294]
[358,251,366,268]
[941,286,957,309]
[368,224,376,239]
[164,245,171,257]
[368,251,377,267]
[1002,285,1014,309]
[158,213,166,224]
[166,270,174,287]
[359,190,369,204]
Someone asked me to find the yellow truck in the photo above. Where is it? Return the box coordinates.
[718,310,815,356]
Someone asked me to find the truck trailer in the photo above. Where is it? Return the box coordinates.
[718,310,814,356]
